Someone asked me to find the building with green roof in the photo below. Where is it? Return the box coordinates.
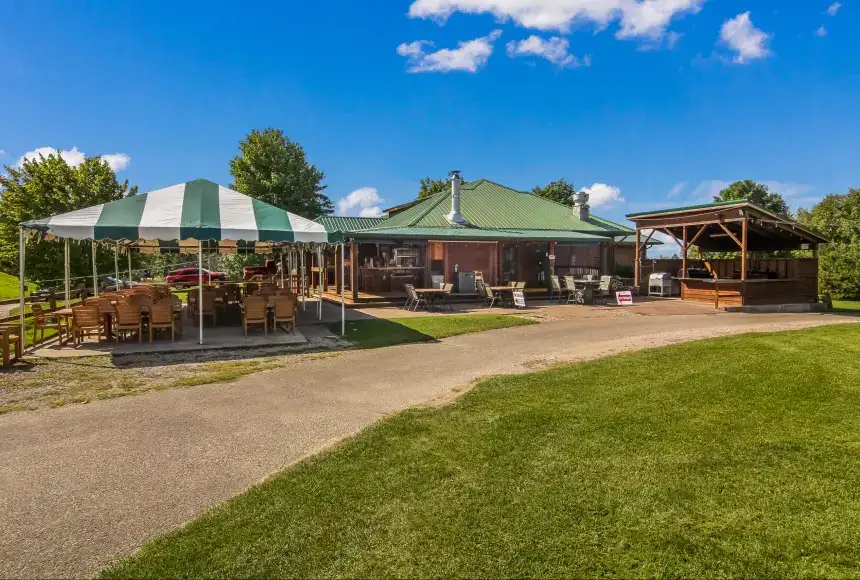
[315,175,634,302]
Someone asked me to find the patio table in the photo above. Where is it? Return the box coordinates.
[488,286,517,306]
[413,288,448,310]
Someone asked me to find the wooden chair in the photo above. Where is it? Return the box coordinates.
[114,303,143,343]
[193,292,218,326]
[1,325,23,367]
[72,305,104,345]
[245,282,259,297]
[30,304,67,345]
[243,296,268,335]
[129,293,152,310]
[273,295,296,333]
[148,302,176,343]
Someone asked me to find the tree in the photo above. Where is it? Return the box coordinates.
[797,189,860,298]
[533,179,576,206]
[714,180,791,217]
[0,152,137,284]
[229,128,333,217]
[418,177,449,199]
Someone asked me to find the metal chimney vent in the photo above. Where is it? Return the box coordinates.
[573,191,590,221]
[447,170,468,225]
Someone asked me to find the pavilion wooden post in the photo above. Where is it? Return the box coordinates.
[127,249,132,289]
[19,227,26,350]
[548,241,557,283]
[741,217,748,281]
[681,225,688,279]
[91,241,99,298]
[634,228,641,288]
[350,240,358,302]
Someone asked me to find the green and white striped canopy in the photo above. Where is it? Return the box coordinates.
[22,179,339,244]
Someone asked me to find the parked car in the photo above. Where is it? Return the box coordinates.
[243,260,278,280]
[166,267,227,287]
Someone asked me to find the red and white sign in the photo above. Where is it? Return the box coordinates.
[615,291,633,306]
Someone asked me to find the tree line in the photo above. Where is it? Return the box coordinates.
[1,134,859,298]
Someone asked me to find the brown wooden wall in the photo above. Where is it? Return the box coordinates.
[444,242,496,285]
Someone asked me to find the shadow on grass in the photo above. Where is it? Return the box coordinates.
[333,318,437,349]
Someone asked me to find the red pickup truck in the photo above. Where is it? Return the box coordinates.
[166,267,227,287]
[243,260,278,280]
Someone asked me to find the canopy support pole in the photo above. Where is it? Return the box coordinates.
[91,241,98,298]
[317,246,323,321]
[300,249,306,311]
[114,245,119,291]
[127,250,132,289]
[280,251,285,289]
[341,241,345,336]
[198,241,204,345]
[64,238,70,307]
[19,227,26,351]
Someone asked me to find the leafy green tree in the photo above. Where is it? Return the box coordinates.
[0,152,137,285]
[798,189,860,298]
[418,177,449,199]
[533,179,576,206]
[714,180,791,217]
[229,128,333,217]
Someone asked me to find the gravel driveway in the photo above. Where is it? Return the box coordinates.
[0,312,852,578]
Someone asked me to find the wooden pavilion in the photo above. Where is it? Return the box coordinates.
[626,200,828,309]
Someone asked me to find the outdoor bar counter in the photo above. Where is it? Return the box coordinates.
[680,277,818,308]
[360,267,425,294]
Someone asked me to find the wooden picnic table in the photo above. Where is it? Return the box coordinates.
[54,303,182,345]
[413,288,451,309]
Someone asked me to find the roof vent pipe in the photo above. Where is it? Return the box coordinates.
[447,170,468,225]
[573,191,590,221]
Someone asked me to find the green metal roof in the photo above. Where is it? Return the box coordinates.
[615,235,662,245]
[315,215,385,232]
[626,199,749,219]
[350,226,613,243]
[373,179,633,235]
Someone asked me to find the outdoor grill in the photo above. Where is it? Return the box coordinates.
[648,272,680,297]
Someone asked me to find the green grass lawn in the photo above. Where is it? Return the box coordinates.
[0,272,35,300]
[335,314,537,348]
[102,322,860,578]
[833,300,860,313]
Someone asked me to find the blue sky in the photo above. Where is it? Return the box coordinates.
[2,0,857,247]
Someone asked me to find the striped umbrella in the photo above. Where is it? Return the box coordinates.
[22,179,339,244]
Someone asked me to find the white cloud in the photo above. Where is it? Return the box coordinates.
[359,206,384,218]
[814,26,828,37]
[666,181,687,199]
[337,187,385,217]
[101,153,131,172]
[506,35,589,67]
[20,146,86,168]
[760,181,814,199]
[719,12,771,64]
[826,2,841,16]
[0,149,6,156]
[643,228,683,257]
[17,146,131,172]
[407,0,702,41]
[397,30,502,73]
[580,182,624,208]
